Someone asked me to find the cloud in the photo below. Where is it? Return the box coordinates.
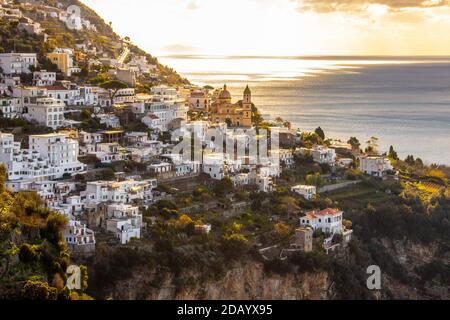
[295,0,450,13]
[187,0,200,10]
[161,43,199,53]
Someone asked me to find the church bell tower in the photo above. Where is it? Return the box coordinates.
[243,85,251,109]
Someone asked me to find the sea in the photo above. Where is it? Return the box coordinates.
[158,55,450,165]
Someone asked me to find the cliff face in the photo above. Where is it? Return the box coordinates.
[379,239,449,300]
[91,238,449,300]
[108,263,331,300]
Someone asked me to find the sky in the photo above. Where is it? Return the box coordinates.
[81,0,450,56]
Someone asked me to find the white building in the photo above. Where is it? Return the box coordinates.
[151,85,179,98]
[203,153,226,180]
[125,132,149,144]
[44,85,80,106]
[12,86,47,103]
[113,88,135,104]
[81,179,157,206]
[0,97,22,118]
[141,98,188,131]
[0,52,37,74]
[188,90,210,111]
[1,132,86,186]
[127,140,163,163]
[33,70,56,87]
[127,55,155,75]
[300,146,336,166]
[359,156,394,177]
[231,173,250,188]
[106,203,142,244]
[79,86,99,106]
[0,132,20,164]
[338,158,354,168]
[250,172,274,193]
[171,120,209,143]
[91,142,129,163]
[26,97,65,129]
[29,133,87,176]
[18,21,43,35]
[64,220,95,255]
[291,185,317,200]
[109,68,136,87]
[148,162,173,175]
[95,113,120,128]
[79,131,103,145]
[141,113,160,129]
[259,163,281,178]
[300,208,344,235]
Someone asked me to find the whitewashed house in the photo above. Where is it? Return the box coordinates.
[0,52,37,74]
[1,132,86,186]
[95,113,120,128]
[33,70,56,86]
[81,179,157,206]
[203,153,226,180]
[44,85,80,106]
[106,203,142,244]
[300,208,344,235]
[91,142,128,163]
[26,97,65,129]
[0,97,22,118]
[359,156,394,177]
[29,133,87,176]
[291,185,317,200]
[64,220,95,255]
[300,146,336,166]
[79,86,99,106]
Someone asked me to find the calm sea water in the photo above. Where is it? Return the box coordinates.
[159,55,450,165]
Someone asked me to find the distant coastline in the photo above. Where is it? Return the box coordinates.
[160,55,450,165]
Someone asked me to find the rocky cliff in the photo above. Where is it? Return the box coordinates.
[87,237,449,300]
[107,262,331,300]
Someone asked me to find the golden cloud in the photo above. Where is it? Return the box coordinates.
[296,0,450,13]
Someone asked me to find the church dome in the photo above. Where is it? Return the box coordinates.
[219,84,231,100]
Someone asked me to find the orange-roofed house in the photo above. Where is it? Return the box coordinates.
[300,208,344,234]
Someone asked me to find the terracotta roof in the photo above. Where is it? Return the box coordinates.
[317,208,342,216]
[304,208,342,219]
[190,91,205,98]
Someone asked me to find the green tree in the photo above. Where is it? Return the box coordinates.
[388,145,399,160]
[18,243,38,263]
[365,136,379,155]
[315,127,325,140]
[99,80,128,106]
[306,172,323,187]
[301,132,322,147]
[22,280,58,300]
[405,155,415,166]
[220,233,248,260]
[213,177,233,196]
[347,137,361,150]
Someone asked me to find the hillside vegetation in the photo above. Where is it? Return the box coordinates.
[0,165,90,299]
[0,0,189,86]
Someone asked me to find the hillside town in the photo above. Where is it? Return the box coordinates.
[0,0,449,303]
[0,0,403,260]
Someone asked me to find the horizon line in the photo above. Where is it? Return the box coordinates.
[159,54,450,60]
